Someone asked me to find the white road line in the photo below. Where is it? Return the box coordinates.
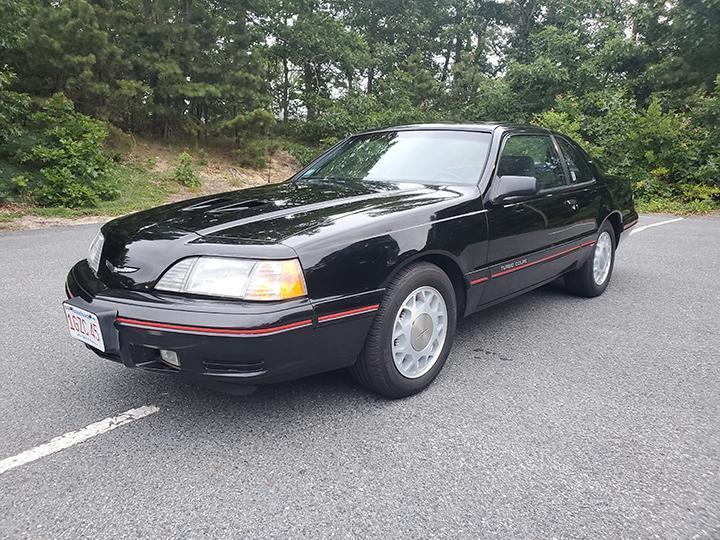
[629,217,684,236]
[0,405,159,475]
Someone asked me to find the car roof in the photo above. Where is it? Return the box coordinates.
[357,122,553,135]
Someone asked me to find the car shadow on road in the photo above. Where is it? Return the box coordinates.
[99,279,579,419]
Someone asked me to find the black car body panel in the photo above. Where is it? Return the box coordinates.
[64,123,638,391]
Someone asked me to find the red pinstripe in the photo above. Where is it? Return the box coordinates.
[115,316,313,336]
[491,241,595,278]
[114,303,381,336]
[317,304,380,322]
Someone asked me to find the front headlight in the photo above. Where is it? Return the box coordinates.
[87,231,105,274]
[155,257,307,301]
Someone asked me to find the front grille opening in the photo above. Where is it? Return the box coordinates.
[203,358,265,374]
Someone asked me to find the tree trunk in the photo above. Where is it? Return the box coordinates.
[367,66,375,94]
[440,44,452,82]
[514,0,537,60]
[304,62,317,120]
[453,35,464,66]
[282,56,290,122]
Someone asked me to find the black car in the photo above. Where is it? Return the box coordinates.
[64,123,638,398]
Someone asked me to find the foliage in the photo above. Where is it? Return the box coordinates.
[0,160,30,203]
[0,0,718,212]
[533,89,720,212]
[232,141,270,169]
[0,71,31,147]
[221,108,276,168]
[0,86,117,207]
[282,141,323,167]
[173,152,202,189]
[105,126,135,159]
[195,149,209,167]
[1,160,176,220]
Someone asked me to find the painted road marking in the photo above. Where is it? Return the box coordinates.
[629,217,684,237]
[0,405,159,475]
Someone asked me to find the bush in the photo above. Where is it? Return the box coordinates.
[679,183,720,212]
[231,140,268,168]
[104,125,135,161]
[298,91,439,143]
[279,142,315,167]
[17,94,117,207]
[2,77,118,207]
[173,152,202,189]
[0,71,31,148]
[195,148,208,167]
[534,90,720,213]
[220,108,276,169]
[0,161,33,203]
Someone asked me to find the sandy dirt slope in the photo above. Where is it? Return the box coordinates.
[0,141,302,231]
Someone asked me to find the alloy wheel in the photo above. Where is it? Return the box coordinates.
[593,231,613,285]
[391,286,448,379]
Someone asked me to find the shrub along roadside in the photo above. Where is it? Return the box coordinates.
[1,73,117,208]
[532,89,720,214]
[2,68,718,217]
[2,161,177,222]
[173,152,202,189]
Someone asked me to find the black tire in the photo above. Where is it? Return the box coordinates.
[565,221,616,297]
[349,262,457,398]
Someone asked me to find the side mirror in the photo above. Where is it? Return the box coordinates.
[490,175,538,203]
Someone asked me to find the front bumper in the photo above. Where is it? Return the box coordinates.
[65,261,382,391]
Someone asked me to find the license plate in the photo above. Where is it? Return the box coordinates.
[63,303,105,352]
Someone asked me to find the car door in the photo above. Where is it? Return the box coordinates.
[481,132,585,304]
[552,135,601,242]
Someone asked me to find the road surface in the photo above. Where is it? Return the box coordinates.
[0,214,718,538]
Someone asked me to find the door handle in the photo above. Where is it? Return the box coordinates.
[565,198,579,212]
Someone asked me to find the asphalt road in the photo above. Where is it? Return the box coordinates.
[0,215,718,538]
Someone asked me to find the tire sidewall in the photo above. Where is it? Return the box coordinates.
[377,265,457,394]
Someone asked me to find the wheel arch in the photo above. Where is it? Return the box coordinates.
[602,211,623,246]
[382,250,467,320]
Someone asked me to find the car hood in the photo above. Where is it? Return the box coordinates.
[104,179,463,244]
[98,179,468,289]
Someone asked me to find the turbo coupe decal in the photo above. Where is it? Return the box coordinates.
[467,239,596,285]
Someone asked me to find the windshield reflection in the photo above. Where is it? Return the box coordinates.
[300,130,492,186]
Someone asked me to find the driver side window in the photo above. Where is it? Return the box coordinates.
[498,135,566,191]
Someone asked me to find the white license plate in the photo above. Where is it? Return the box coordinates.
[63,303,105,352]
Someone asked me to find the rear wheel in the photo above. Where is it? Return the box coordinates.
[565,222,616,297]
[350,262,457,398]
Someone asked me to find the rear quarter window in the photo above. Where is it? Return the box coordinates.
[557,137,594,184]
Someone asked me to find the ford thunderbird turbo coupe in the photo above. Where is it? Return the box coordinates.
[64,124,638,398]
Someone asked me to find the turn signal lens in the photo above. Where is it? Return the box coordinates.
[245,259,307,301]
[87,231,105,274]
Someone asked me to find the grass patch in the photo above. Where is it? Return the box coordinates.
[1,160,179,221]
[636,194,720,215]
[0,211,22,223]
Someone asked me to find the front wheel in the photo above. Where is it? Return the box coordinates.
[349,262,457,398]
[565,222,616,297]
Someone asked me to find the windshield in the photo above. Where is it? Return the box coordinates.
[300,130,492,185]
